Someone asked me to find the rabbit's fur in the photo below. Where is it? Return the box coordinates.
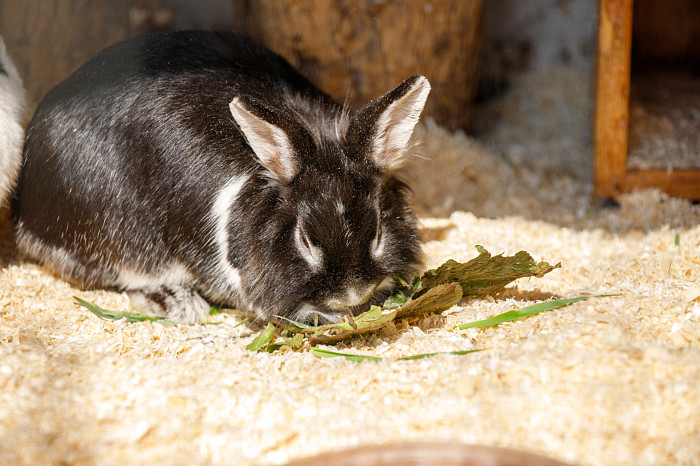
[0,37,26,210]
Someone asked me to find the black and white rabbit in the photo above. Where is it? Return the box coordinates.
[0,36,26,209]
[10,30,429,324]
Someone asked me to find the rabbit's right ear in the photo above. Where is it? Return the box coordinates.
[349,75,430,172]
[229,97,299,182]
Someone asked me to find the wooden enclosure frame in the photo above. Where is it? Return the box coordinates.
[594,0,700,200]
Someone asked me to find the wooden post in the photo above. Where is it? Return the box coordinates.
[593,0,634,198]
[237,0,484,132]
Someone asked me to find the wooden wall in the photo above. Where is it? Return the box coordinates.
[632,0,700,69]
[0,0,172,110]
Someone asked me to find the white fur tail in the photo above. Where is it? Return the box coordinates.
[0,36,27,209]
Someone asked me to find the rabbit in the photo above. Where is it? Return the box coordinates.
[0,36,27,209]
[11,30,430,324]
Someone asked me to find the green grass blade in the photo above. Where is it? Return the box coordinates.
[233,317,251,328]
[312,348,482,362]
[459,294,620,330]
[398,349,482,360]
[272,315,314,329]
[311,348,383,362]
[74,296,178,325]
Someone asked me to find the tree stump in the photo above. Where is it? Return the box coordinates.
[237,0,484,131]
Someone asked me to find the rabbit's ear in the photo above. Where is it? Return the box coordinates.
[349,75,430,171]
[229,97,299,182]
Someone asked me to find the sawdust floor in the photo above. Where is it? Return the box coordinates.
[1,121,700,466]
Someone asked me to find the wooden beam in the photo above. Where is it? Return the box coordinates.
[594,0,634,198]
[626,169,700,200]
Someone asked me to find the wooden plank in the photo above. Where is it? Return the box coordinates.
[593,0,634,198]
[626,169,700,200]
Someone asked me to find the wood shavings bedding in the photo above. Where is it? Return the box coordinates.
[2,121,700,465]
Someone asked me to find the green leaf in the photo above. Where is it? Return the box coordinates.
[233,317,251,328]
[209,305,221,315]
[383,274,422,309]
[394,273,410,288]
[382,292,412,309]
[246,324,307,353]
[74,297,178,325]
[244,248,565,351]
[395,282,463,319]
[245,322,277,351]
[264,332,305,353]
[278,332,305,348]
[304,306,398,345]
[458,294,620,330]
[414,247,561,300]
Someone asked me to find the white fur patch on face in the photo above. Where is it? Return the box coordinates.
[210,174,249,291]
[324,275,395,311]
[335,200,345,215]
[324,283,375,311]
[294,223,323,272]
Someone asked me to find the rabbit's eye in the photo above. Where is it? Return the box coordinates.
[295,224,323,271]
[299,230,311,251]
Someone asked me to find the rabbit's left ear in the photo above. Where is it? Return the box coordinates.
[349,75,430,171]
[229,97,299,183]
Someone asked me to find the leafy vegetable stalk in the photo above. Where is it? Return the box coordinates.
[76,246,593,358]
[244,246,561,351]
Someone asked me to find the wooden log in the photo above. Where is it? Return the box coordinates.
[594,0,634,198]
[236,0,484,131]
